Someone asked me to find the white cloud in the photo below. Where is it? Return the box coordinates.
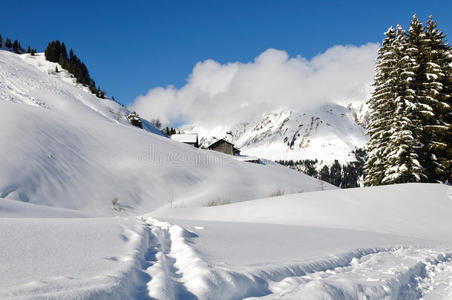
[129,43,378,131]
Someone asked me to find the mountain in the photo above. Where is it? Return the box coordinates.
[185,102,369,165]
[0,49,334,215]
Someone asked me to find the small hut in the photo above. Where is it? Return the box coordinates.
[207,139,240,155]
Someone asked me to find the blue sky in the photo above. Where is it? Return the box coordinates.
[2,0,451,105]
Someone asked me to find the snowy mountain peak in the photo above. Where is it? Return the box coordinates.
[190,103,368,165]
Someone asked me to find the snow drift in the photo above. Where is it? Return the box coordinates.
[148,183,452,299]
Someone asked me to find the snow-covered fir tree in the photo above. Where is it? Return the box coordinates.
[382,25,424,184]
[419,16,452,182]
[364,27,397,186]
[365,15,452,185]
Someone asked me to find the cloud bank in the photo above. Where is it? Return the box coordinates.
[129,44,378,130]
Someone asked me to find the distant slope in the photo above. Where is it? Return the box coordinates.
[152,183,452,241]
[0,50,334,215]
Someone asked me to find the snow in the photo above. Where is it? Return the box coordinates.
[143,184,452,299]
[188,104,368,165]
[233,155,259,162]
[0,50,332,215]
[1,49,452,299]
[170,133,198,144]
[150,183,452,241]
[0,213,147,299]
[0,198,93,218]
[3,183,451,299]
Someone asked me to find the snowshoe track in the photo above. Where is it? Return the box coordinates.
[135,218,452,300]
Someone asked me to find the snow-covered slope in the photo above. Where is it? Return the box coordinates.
[152,183,452,241]
[3,183,451,299]
[0,50,333,215]
[146,183,452,299]
[0,198,148,299]
[186,103,368,164]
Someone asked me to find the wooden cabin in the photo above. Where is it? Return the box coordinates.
[170,134,199,148]
[207,139,240,155]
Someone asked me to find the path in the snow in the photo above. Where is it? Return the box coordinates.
[134,217,452,300]
[139,218,197,299]
[247,248,452,299]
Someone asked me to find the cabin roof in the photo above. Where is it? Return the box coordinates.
[171,134,198,144]
[207,139,234,149]
[233,155,259,162]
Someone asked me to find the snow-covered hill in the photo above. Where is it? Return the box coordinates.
[185,103,368,164]
[148,183,452,299]
[2,183,451,299]
[0,49,333,215]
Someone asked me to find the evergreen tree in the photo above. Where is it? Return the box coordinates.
[12,40,20,53]
[419,16,452,182]
[382,25,424,184]
[364,27,397,186]
[363,16,452,185]
[0,34,2,48]
[406,14,438,182]
[439,43,452,180]
[164,127,170,136]
[303,159,318,178]
[319,165,330,182]
[330,160,342,187]
[5,38,12,49]
[342,162,360,188]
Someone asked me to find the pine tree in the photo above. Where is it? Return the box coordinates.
[13,40,20,53]
[5,38,12,49]
[303,159,318,178]
[419,16,452,182]
[382,25,424,184]
[0,34,2,48]
[330,160,342,186]
[405,14,438,182]
[342,162,360,188]
[319,165,330,182]
[364,27,397,186]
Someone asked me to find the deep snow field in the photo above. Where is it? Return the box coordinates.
[1,184,452,299]
[1,49,452,300]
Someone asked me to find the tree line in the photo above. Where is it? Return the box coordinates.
[1,36,103,99]
[0,34,36,55]
[364,15,451,185]
[45,40,105,98]
[277,149,366,188]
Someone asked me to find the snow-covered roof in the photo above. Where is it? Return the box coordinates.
[171,134,198,144]
[233,155,259,162]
